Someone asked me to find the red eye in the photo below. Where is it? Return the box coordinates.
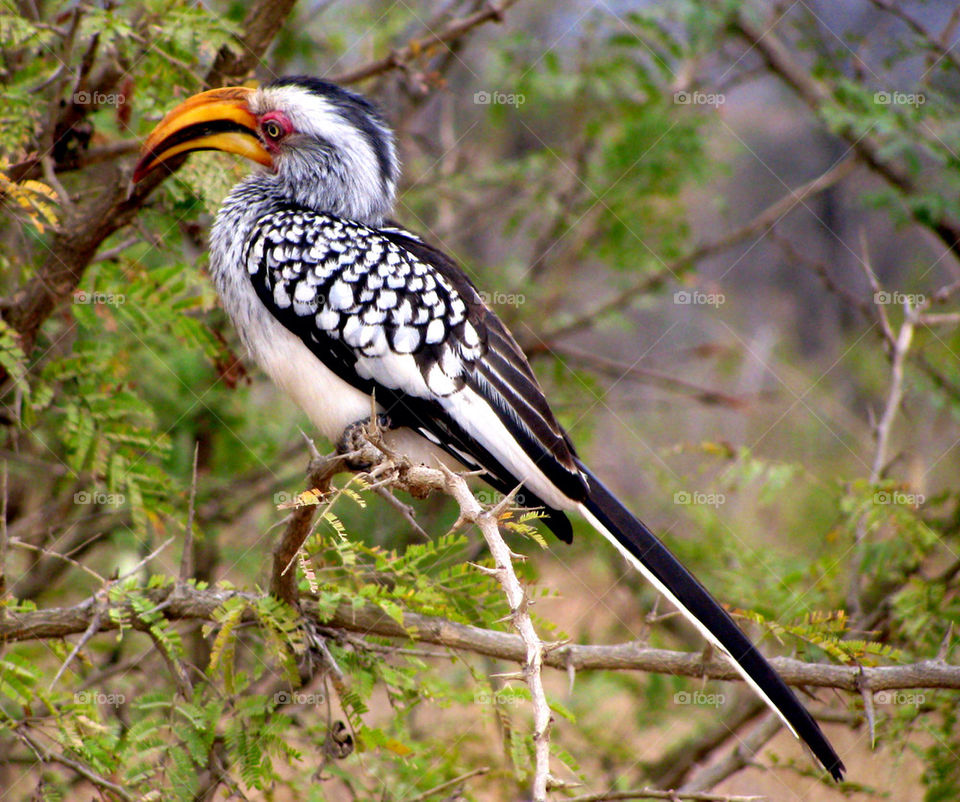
[260,111,292,144]
[263,119,284,140]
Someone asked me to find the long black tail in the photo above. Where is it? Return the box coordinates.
[576,463,845,781]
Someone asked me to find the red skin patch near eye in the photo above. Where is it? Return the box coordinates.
[259,111,294,152]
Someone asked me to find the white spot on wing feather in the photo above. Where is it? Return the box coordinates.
[342,316,362,346]
[316,308,339,330]
[328,280,354,310]
[392,325,421,353]
[425,318,445,344]
[294,283,316,303]
[273,282,291,309]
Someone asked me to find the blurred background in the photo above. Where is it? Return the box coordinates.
[2,1,959,799]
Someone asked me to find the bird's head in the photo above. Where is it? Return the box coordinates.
[134,76,399,223]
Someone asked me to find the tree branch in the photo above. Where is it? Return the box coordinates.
[866,0,960,74]
[643,693,766,789]
[528,156,855,352]
[330,0,522,85]
[429,463,554,801]
[0,0,299,385]
[5,584,960,693]
[728,4,960,258]
[269,452,349,606]
[15,729,134,801]
[206,0,298,89]
[680,713,783,793]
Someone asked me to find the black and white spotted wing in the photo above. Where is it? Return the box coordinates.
[242,207,588,537]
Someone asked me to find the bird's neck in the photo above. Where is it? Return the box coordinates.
[210,170,391,292]
[246,154,393,226]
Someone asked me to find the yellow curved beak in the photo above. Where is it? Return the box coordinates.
[133,86,272,182]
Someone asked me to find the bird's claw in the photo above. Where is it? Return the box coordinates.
[336,413,392,471]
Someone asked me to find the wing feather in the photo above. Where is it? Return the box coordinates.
[243,207,588,527]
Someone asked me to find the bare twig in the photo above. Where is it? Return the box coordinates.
[373,485,431,540]
[330,0,521,84]
[782,229,960,405]
[553,344,755,409]
[644,693,766,789]
[404,766,490,802]
[9,536,106,585]
[48,600,102,690]
[869,303,916,482]
[918,312,960,326]
[16,730,134,801]
[847,236,923,614]
[531,157,856,350]
[5,140,141,183]
[867,0,960,74]
[116,537,174,583]
[92,235,141,264]
[144,619,193,699]
[40,155,76,217]
[680,713,783,793]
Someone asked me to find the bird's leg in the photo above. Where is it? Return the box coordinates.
[336,413,393,471]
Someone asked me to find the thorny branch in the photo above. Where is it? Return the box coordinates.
[347,446,557,799]
[5,581,960,690]
[4,440,960,793]
[425,462,554,801]
[264,432,554,798]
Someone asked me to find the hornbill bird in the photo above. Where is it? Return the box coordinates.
[134,76,845,781]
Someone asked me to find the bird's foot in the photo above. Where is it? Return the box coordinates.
[337,413,393,471]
